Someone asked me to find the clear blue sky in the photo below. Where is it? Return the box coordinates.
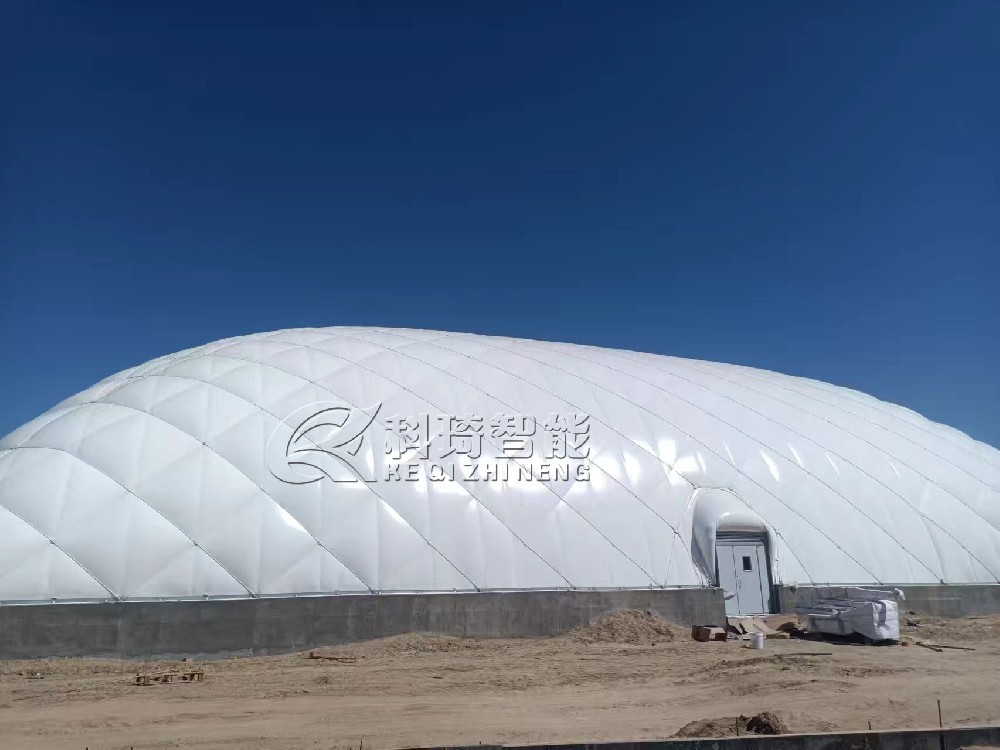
[2,1,998,447]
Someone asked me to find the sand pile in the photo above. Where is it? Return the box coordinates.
[563,609,686,644]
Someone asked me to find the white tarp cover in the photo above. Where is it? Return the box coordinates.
[795,587,903,641]
[1,327,998,603]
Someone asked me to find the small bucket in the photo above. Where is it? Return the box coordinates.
[749,632,765,650]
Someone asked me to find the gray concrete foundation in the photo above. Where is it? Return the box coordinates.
[413,724,1000,750]
[0,587,724,660]
[777,583,1000,618]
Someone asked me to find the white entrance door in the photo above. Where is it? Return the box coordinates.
[716,539,771,615]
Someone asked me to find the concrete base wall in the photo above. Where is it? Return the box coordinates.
[777,583,1000,617]
[0,587,725,660]
[421,724,1000,750]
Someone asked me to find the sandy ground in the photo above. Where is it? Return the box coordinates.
[1,611,998,749]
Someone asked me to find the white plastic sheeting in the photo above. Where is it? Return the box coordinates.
[796,587,903,641]
[1,326,998,603]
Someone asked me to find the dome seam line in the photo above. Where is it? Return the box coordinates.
[262,330,657,587]
[0,447,190,601]
[490,337,871,584]
[4,441,255,596]
[145,344,547,590]
[112,369,481,592]
[720,361,1000,479]
[658,356,999,578]
[520,338,934,582]
[551,342,988,582]
[247,329,574,587]
[355,328,697,573]
[83,397,376,596]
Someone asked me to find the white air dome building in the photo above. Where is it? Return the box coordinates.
[1,327,998,616]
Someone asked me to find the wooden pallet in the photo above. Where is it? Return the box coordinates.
[134,669,204,686]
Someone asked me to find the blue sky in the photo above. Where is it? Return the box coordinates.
[2,1,998,446]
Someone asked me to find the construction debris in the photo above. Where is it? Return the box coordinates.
[762,614,800,632]
[916,642,975,652]
[307,651,358,662]
[726,615,791,640]
[692,626,727,642]
[134,669,204,686]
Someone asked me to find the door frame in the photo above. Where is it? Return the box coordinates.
[715,531,774,614]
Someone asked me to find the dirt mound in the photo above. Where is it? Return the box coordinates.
[747,711,787,735]
[563,609,686,644]
[674,712,786,738]
[901,615,1000,643]
[674,716,744,738]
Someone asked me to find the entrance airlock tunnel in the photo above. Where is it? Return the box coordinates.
[691,488,775,615]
